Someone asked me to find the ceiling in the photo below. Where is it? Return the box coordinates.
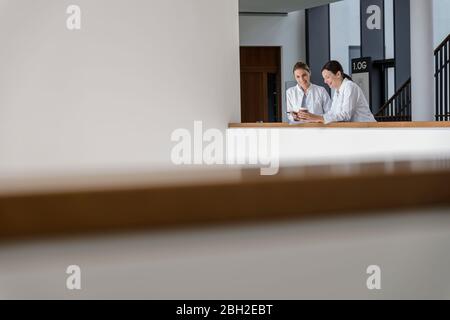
[239,0,342,13]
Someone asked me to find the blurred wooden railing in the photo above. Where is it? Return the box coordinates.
[1,160,450,243]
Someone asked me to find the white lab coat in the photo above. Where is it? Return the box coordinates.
[323,78,376,124]
[286,83,331,123]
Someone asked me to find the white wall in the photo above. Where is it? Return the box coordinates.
[0,0,241,176]
[384,0,395,98]
[226,127,450,168]
[239,11,306,122]
[433,0,450,47]
[330,0,450,64]
[330,0,360,75]
[384,0,394,60]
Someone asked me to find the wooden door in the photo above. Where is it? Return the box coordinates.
[240,47,282,123]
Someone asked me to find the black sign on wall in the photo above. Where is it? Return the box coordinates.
[360,0,385,113]
[351,57,372,105]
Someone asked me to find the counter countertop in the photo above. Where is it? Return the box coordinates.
[228,121,450,128]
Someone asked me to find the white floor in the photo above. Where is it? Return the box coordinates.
[1,207,450,299]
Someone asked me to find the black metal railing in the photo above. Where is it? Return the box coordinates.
[435,34,450,121]
[375,78,411,122]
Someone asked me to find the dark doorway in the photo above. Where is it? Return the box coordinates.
[240,47,282,123]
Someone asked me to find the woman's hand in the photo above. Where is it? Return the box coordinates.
[292,112,301,121]
[297,111,324,123]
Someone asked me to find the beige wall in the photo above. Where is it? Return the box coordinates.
[0,0,241,176]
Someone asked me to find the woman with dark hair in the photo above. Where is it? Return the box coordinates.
[286,61,331,123]
[298,60,376,124]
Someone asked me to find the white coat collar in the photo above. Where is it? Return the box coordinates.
[297,83,314,95]
[336,78,350,95]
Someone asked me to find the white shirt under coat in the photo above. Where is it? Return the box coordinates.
[323,78,376,124]
[286,83,331,123]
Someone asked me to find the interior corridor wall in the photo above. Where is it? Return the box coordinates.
[0,0,241,176]
[330,0,361,75]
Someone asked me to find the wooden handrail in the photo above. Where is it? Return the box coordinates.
[2,160,450,243]
[229,121,450,128]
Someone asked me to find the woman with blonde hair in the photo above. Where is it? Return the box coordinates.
[286,61,331,123]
